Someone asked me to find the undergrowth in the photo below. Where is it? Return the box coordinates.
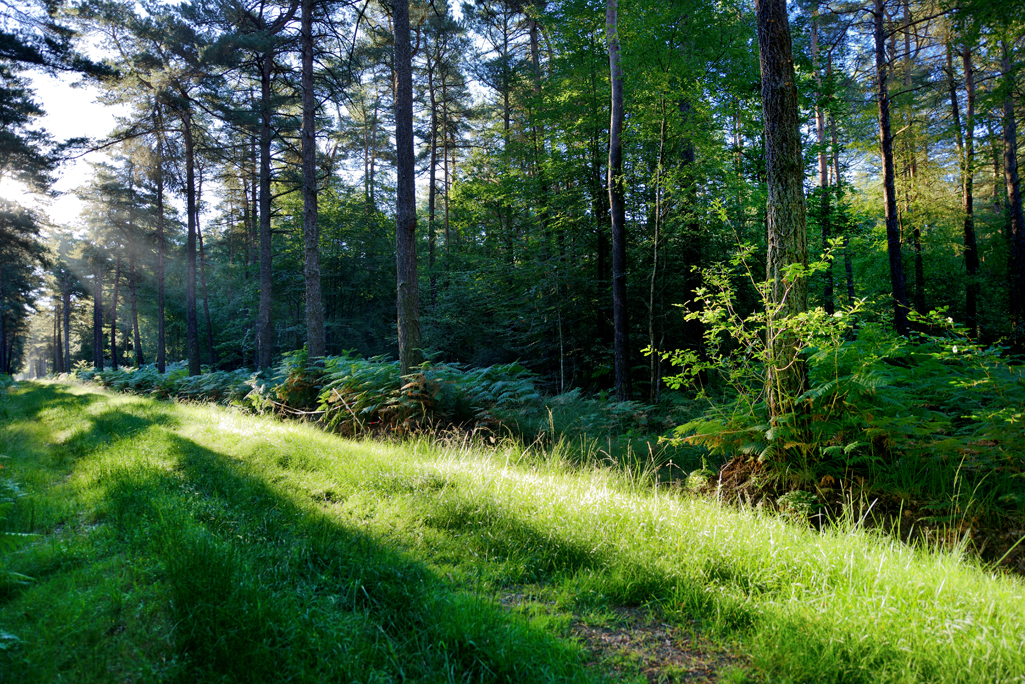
[68,350,694,474]
[657,247,1025,566]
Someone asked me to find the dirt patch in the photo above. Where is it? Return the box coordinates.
[498,591,747,683]
[570,606,745,683]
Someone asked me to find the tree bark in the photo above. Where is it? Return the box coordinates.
[427,46,439,305]
[607,0,630,402]
[1002,43,1025,347]
[756,0,809,420]
[154,105,167,373]
[811,3,833,314]
[197,171,215,368]
[301,0,325,357]
[183,108,201,376]
[93,260,103,371]
[257,51,275,370]
[394,0,421,376]
[62,271,71,371]
[952,44,979,337]
[873,0,909,336]
[649,106,666,403]
[902,0,925,318]
[54,301,62,374]
[110,256,120,371]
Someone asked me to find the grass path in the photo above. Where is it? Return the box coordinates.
[1,382,1023,683]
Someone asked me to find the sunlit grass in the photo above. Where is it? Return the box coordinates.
[1,381,1024,683]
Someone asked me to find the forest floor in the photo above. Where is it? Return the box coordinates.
[1,381,1024,683]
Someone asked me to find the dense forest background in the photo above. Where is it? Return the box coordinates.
[1,0,1022,399]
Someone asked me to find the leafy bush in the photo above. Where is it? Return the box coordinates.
[236,349,548,436]
[660,249,1025,529]
[313,354,542,436]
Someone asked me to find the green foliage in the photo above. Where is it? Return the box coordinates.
[662,254,1025,528]
[0,458,35,592]
[83,363,253,405]
[247,351,546,436]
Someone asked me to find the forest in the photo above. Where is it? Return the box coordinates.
[2,0,1025,535]
[3,1,1025,681]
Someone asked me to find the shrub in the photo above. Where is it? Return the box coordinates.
[659,248,1025,529]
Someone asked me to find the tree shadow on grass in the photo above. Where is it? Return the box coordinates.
[5,381,105,421]
[94,431,605,684]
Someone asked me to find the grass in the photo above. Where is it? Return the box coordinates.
[1,381,1024,683]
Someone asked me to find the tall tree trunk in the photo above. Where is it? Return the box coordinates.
[154,105,167,373]
[197,177,215,368]
[427,49,439,305]
[394,0,421,375]
[607,0,630,402]
[988,119,1003,216]
[811,2,833,314]
[183,109,201,376]
[257,52,275,370]
[62,271,71,371]
[828,57,856,305]
[1002,43,1025,347]
[903,0,925,317]
[54,301,62,374]
[301,0,325,357]
[950,44,980,337]
[873,0,909,336]
[649,105,666,403]
[126,171,143,367]
[110,256,120,371]
[130,253,142,367]
[443,88,451,252]
[93,260,103,370]
[756,0,809,419]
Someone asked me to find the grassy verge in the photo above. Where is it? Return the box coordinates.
[1,382,1023,683]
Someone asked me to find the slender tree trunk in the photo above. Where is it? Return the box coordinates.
[826,57,855,305]
[902,0,925,317]
[62,272,71,371]
[394,0,421,375]
[1002,43,1025,347]
[873,0,909,335]
[154,106,167,373]
[988,119,1003,216]
[301,0,325,357]
[250,130,260,267]
[756,0,809,419]
[952,44,980,337]
[443,85,451,252]
[427,50,439,305]
[93,261,103,370]
[607,0,630,402]
[130,252,142,367]
[258,52,275,370]
[110,256,121,371]
[811,3,833,314]
[649,106,666,403]
[197,181,215,368]
[182,109,200,376]
[128,242,142,368]
[53,301,61,374]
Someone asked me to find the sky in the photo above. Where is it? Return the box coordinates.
[20,70,126,229]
